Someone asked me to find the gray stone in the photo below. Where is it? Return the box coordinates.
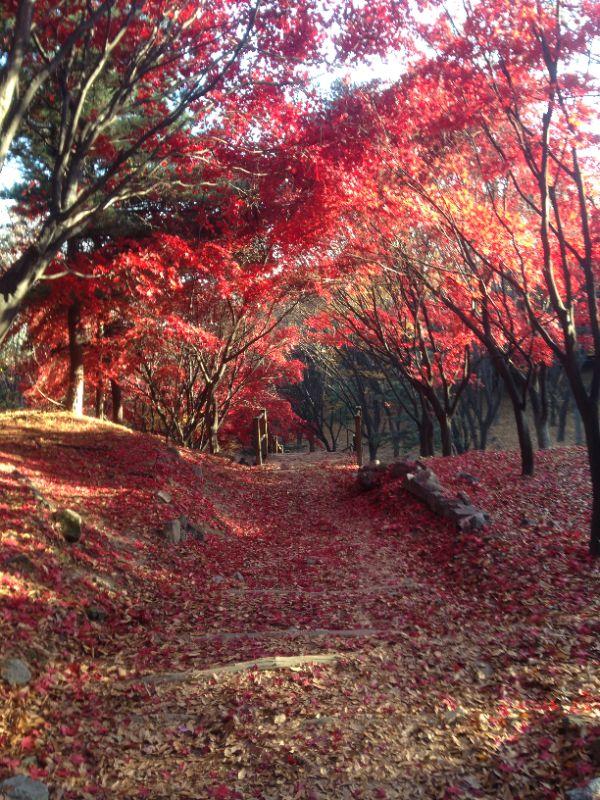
[457,470,479,485]
[85,605,107,622]
[1,658,32,687]
[156,490,172,504]
[475,662,494,682]
[357,463,388,491]
[0,775,48,800]
[388,460,418,480]
[53,508,82,543]
[212,575,225,585]
[4,554,35,576]
[163,518,181,543]
[457,490,471,505]
[567,778,600,800]
[233,571,245,583]
[177,516,204,542]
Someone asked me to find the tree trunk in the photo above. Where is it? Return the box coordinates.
[491,357,535,476]
[557,394,570,442]
[111,380,123,424]
[581,408,600,556]
[208,399,220,454]
[437,411,453,456]
[510,396,535,476]
[65,299,85,416]
[529,366,551,450]
[368,440,379,462]
[419,397,435,457]
[95,382,105,419]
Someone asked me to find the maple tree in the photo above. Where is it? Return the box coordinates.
[295,0,599,552]
[0,0,406,342]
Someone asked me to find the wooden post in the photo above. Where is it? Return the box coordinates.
[261,408,268,462]
[354,407,363,467]
[254,415,263,466]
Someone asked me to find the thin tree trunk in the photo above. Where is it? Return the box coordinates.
[436,411,453,456]
[581,409,600,556]
[65,298,85,416]
[529,366,551,450]
[95,382,105,419]
[208,398,220,454]
[557,394,570,442]
[419,396,435,457]
[111,380,123,424]
[491,357,535,476]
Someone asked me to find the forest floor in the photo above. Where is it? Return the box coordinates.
[0,411,599,800]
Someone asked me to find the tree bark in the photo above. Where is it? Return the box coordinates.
[65,299,85,416]
[95,382,105,419]
[111,380,123,424]
[436,410,453,456]
[581,408,600,556]
[208,398,220,454]
[418,396,435,457]
[557,394,570,442]
[529,366,551,450]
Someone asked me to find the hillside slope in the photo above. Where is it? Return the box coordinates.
[0,412,599,800]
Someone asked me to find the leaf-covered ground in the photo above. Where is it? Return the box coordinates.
[0,411,599,799]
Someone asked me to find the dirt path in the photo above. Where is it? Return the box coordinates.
[1,413,598,800]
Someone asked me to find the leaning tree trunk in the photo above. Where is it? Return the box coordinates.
[111,380,123,424]
[491,356,535,476]
[65,299,85,416]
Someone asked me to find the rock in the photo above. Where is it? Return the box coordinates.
[156,490,172,504]
[174,516,205,542]
[0,776,49,800]
[1,657,32,687]
[357,462,388,491]
[475,662,493,682]
[457,470,479,485]
[212,575,225,585]
[305,557,318,566]
[388,460,419,479]
[567,778,600,800]
[457,490,471,505]
[233,571,245,583]
[520,516,534,527]
[192,465,203,479]
[4,554,35,576]
[405,468,443,504]
[53,508,82,543]
[85,605,107,622]
[162,518,181,544]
